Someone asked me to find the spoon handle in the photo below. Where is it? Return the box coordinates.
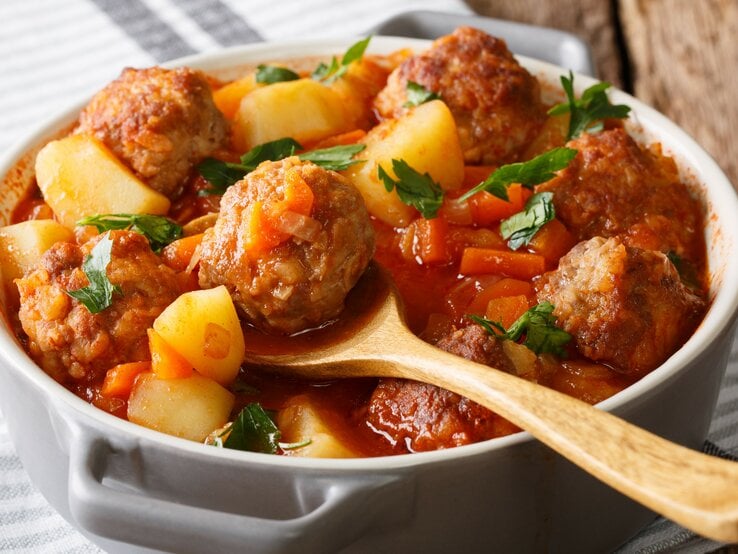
[377,334,738,543]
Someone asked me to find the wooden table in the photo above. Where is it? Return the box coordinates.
[467,0,738,191]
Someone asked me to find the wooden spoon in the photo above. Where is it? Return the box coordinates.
[245,263,738,543]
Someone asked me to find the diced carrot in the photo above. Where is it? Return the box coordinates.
[245,201,287,253]
[459,247,546,280]
[528,219,576,264]
[485,295,531,328]
[213,75,259,119]
[148,328,193,379]
[411,217,448,264]
[469,183,527,226]
[462,166,496,189]
[466,278,533,315]
[161,233,204,272]
[280,168,314,216]
[310,129,367,149]
[101,361,151,398]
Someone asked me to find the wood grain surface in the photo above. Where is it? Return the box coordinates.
[466,0,738,190]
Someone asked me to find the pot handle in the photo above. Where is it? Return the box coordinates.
[67,434,414,553]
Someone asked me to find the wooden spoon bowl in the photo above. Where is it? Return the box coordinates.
[246,263,738,543]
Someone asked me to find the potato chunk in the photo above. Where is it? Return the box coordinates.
[153,285,245,386]
[341,100,464,227]
[35,134,170,229]
[232,78,353,151]
[276,395,359,458]
[128,372,234,442]
[0,220,73,298]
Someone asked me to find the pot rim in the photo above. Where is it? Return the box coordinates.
[1,36,737,471]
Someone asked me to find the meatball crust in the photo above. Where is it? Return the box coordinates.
[535,236,706,374]
[198,158,375,335]
[76,66,228,198]
[373,26,547,164]
[366,325,516,453]
[537,128,705,265]
[16,230,181,384]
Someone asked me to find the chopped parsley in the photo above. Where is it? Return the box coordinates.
[548,71,632,141]
[198,139,365,195]
[311,36,371,84]
[255,64,299,84]
[66,233,121,314]
[223,403,281,454]
[403,81,441,107]
[500,192,555,250]
[377,159,444,219]
[459,147,577,202]
[76,214,182,252]
[469,301,572,357]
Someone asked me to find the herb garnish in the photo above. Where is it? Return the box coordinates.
[66,233,121,314]
[198,138,365,195]
[500,192,555,250]
[377,159,444,219]
[469,301,572,357]
[548,71,631,141]
[403,81,441,107]
[311,36,371,84]
[459,147,577,202]
[77,214,182,252]
[221,403,312,454]
[255,64,299,84]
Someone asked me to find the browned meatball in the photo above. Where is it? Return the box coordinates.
[535,236,706,375]
[537,128,705,265]
[16,230,181,385]
[76,66,228,198]
[366,325,517,453]
[198,157,375,334]
[373,26,547,164]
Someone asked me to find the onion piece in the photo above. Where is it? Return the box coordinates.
[273,210,322,242]
[441,197,473,225]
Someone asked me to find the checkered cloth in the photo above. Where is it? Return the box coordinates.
[0,1,736,552]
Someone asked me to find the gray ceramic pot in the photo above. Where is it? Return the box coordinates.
[0,38,736,553]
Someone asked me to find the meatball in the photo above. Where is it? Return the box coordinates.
[198,158,374,334]
[16,231,181,384]
[373,26,547,164]
[366,325,517,453]
[535,236,706,375]
[537,128,705,264]
[76,66,228,198]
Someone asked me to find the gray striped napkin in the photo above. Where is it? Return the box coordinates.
[1,1,736,552]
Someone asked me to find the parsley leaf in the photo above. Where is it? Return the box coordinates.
[377,159,444,219]
[548,71,632,140]
[459,147,577,202]
[299,144,365,171]
[403,81,441,107]
[500,192,555,250]
[311,36,371,84]
[255,64,299,84]
[223,403,281,454]
[469,301,572,357]
[66,233,121,314]
[77,214,182,252]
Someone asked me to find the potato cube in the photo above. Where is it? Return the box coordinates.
[276,395,359,458]
[35,134,170,229]
[128,372,235,442]
[153,285,245,386]
[341,100,465,227]
[0,220,72,287]
[233,78,353,152]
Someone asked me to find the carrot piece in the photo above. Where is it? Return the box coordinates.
[459,247,546,280]
[528,219,576,264]
[462,166,496,189]
[213,75,258,119]
[310,129,366,149]
[466,278,533,315]
[280,169,314,215]
[101,361,151,398]
[485,295,531,328]
[148,328,193,379]
[411,217,448,264]
[469,183,527,226]
[245,201,287,253]
[161,233,204,272]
